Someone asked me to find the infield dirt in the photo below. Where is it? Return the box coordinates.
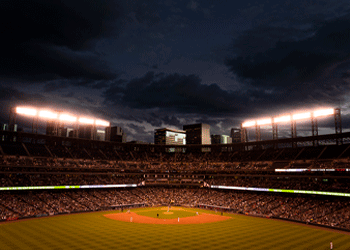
[104,212,231,224]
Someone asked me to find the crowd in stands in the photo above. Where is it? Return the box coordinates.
[1,187,350,231]
[2,154,350,172]
[1,168,349,194]
[1,142,350,232]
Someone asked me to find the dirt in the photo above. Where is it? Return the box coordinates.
[104,212,231,224]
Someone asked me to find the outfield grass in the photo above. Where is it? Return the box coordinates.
[0,207,349,250]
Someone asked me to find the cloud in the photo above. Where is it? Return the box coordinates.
[187,1,199,11]
[0,0,122,82]
[222,15,350,116]
[0,85,49,123]
[225,17,350,86]
[102,67,348,124]
[0,0,123,82]
[0,86,47,104]
[103,71,247,114]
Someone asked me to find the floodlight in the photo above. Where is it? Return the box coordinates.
[242,120,256,128]
[79,117,94,125]
[16,107,37,116]
[95,119,110,127]
[59,114,77,122]
[292,112,311,120]
[313,108,334,118]
[274,115,291,123]
[257,118,272,126]
[39,110,58,119]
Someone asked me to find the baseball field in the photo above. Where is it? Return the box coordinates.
[1,207,350,250]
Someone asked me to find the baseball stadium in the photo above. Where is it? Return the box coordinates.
[1,107,350,249]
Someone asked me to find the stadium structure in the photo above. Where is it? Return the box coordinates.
[1,106,350,235]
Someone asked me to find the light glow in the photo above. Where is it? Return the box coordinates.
[313,108,334,118]
[292,112,311,120]
[274,115,291,123]
[59,114,77,122]
[95,119,110,127]
[15,106,111,127]
[210,185,350,197]
[16,107,37,116]
[242,120,256,128]
[257,118,272,126]
[0,184,138,191]
[39,110,57,119]
[79,117,94,125]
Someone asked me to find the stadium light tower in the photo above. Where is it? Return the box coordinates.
[13,106,111,140]
[59,114,77,122]
[241,121,256,142]
[78,118,110,140]
[38,110,58,119]
[273,115,291,141]
[15,107,38,133]
[333,108,342,145]
[16,107,37,116]
[95,120,110,127]
[256,118,272,141]
[241,107,339,144]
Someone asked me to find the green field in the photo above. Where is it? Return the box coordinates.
[0,207,349,250]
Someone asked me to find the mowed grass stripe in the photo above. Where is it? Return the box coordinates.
[0,207,349,250]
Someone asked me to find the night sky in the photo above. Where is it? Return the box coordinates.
[1,0,350,142]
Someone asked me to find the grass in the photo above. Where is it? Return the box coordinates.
[0,207,349,250]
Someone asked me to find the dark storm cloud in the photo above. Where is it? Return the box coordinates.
[0,85,48,122]
[225,17,350,86]
[0,0,122,81]
[0,86,46,104]
[103,71,245,114]
[43,78,112,93]
[116,110,182,128]
[103,70,340,121]
[123,123,153,142]
[43,81,70,93]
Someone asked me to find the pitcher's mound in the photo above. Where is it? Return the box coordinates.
[104,212,231,224]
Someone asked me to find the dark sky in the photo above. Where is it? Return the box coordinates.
[1,0,350,142]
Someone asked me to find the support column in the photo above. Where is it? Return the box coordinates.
[311,116,318,146]
[334,108,342,145]
[291,120,297,148]
[240,125,247,143]
[255,125,261,142]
